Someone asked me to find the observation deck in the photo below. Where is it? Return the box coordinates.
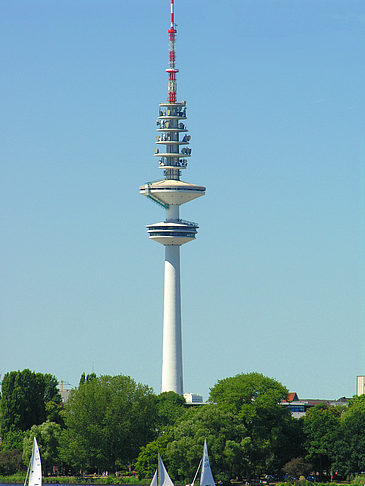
[140,179,205,206]
[158,115,186,120]
[154,152,191,158]
[140,94,205,235]
[159,101,186,107]
[146,219,198,246]
[156,127,188,132]
[155,140,189,145]
[155,103,190,176]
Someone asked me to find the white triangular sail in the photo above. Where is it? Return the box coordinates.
[158,454,175,486]
[25,437,42,486]
[150,470,158,486]
[200,440,215,486]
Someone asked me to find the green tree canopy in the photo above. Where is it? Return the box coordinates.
[155,391,186,430]
[282,457,312,478]
[23,421,62,475]
[0,429,25,452]
[59,374,157,473]
[167,405,249,483]
[0,449,23,475]
[79,372,97,386]
[136,404,249,483]
[209,372,298,477]
[135,428,174,480]
[332,395,365,476]
[209,372,288,415]
[303,403,344,477]
[0,370,61,440]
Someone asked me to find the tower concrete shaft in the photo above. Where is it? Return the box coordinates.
[162,245,183,394]
[139,0,205,395]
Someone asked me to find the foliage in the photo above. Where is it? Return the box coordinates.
[168,405,249,483]
[5,367,365,480]
[0,449,24,475]
[279,417,306,467]
[45,400,66,427]
[0,473,151,484]
[155,392,186,430]
[135,428,174,479]
[23,421,62,475]
[282,457,312,478]
[59,374,157,473]
[136,404,249,483]
[0,429,25,451]
[79,373,97,386]
[332,395,365,476]
[303,403,343,476]
[36,475,151,484]
[209,372,288,414]
[0,369,61,440]
[209,372,299,477]
[0,471,27,483]
[351,474,365,486]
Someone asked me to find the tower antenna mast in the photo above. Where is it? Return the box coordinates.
[167,0,178,103]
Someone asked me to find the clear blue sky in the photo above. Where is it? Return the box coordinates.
[1,0,364,401]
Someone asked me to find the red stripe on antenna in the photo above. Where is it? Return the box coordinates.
[167,0,177,103]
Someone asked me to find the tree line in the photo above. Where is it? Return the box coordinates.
[1,369,365,482]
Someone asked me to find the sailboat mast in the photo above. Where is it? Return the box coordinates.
[191,459,202,486]
[24,459,31,486]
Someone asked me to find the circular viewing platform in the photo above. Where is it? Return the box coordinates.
[158,115,187,120]
[146,220,198,246]
[159,101,186,107]
[155,140,189,145]
[157,128,188,132]
[140,179,206,205]
[154,152,191,158]
[159,162,187,169]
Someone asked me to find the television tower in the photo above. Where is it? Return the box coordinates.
[139,0,205,395]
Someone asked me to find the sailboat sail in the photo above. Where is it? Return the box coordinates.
[150,469,158,486]
[26,437,42,486]
[158,454,175,486]
[200,440,215,486]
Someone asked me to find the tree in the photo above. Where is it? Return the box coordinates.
[45,401,65,427]
[23,421,62,475]
[135,428,174,479]
[155,392,186,430]
[303,403,343,477]
[43,374,62,405]
[209,372,298,477]
[282,457,312,478]
[0,450,23,475]
[79,372,97,386]
[59,374,157,473]
[331,395,365,476]
[0,370,62,441]
[169,405,249,482]
[0,429,25,452]
[136,404,249,483]
[209,372,288,415]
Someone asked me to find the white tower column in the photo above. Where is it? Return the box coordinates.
[139,0,205,397]
[162,244,183,394]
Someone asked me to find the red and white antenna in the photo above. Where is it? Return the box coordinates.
[166,0,178,103]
